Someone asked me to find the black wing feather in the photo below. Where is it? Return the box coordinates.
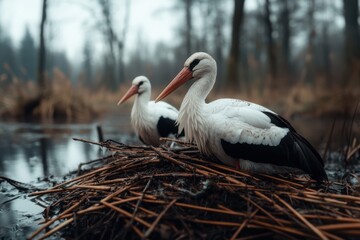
[221,134,293,168]
[138,135,145,144]
[221,133,327,181]
[157,116,179,137]
[221,112,328,181]
[262,111,297,132]
[291,132,327,180]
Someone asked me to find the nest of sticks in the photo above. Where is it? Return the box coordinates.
[29,138,360,240]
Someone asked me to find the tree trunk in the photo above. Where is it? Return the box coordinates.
[185,0,193,56]
[226,0,245,90]
[99,0,117,89]
[279,0,290,82]
[304,0,315,84]
[214,3,225,88]
[118,0,131,84]
[343,0,360,85]
[264,0,277,90]
[83,40,93,86]
[37,0,47,89]
[321,22,331,84]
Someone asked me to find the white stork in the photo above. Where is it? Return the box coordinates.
[118,76,182,146]
[155,52,327,181]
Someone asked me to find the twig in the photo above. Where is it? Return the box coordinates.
[27,139,360,239]
[28,199,84,239]
[144,199,177,238]
[274,194,329,240]
[101,201,151,228]
[38,218,74,240]
[0,196,20,206]
[230,208,259,240]
[128,178,153,228]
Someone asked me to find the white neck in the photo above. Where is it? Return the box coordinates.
[131,89,151,133]
[177,69,216,154]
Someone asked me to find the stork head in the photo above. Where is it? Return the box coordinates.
[155,52,216,102]
[117,76,151,105]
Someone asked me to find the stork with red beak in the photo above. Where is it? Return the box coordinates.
[156,52,327,181]
[118,76,182,146]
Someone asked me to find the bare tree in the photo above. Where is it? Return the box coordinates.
[184,0,193,56]
[98,0,117,89]
[118,0,130,82]
[212,1,225,85]
[83,39,93,86]
[279,0,291,80]
[20,27,37,81]
[303,0,315,84]
[97,0,130,90]
[198,0,225,85]
[38,0,47,89]
[226,0,245,90]
[320,1,331,84]
[343,0,360,85]
[264,0,277,90]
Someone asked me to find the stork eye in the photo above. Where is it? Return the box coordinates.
[138,81,144,87]
[189,59,200,71]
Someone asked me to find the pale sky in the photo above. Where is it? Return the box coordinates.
[0,1,265,63]
[0,0,346,65]
[0,0,181,62]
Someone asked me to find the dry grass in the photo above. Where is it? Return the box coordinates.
[0,69,112,122]
[28,138,360,240]
[1,70,359,122]
[203,81,360,119]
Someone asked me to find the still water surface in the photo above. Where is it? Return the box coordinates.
[0,112,139,239]
[0,114,137,183]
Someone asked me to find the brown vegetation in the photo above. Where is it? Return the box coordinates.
[1,67,359,124]
[0,69,109,122]
[28,138,360,239]
[207,81,360,120]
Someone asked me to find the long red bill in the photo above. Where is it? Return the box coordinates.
[155,67,192,102]
[117,85,138,105]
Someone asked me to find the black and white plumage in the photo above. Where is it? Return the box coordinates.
[118,76,181,146]
[155,52,327,181]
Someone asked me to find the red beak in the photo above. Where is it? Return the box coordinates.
[155,67,193,102]
[117,85,139,105]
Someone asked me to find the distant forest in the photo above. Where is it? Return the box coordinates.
[0,0,359,92]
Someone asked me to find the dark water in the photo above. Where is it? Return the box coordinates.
[0,112,140,239]
[0,114,138,183]
[0,113,359,239]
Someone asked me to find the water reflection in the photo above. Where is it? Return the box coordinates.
[0,113,139,183]
[0,114,139,239]
[0,192,43,239]
[0,123,100,182]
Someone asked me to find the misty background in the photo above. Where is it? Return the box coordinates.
[0,0,359,120]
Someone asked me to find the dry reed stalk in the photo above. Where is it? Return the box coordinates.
[37,218,74,240]
[28,199,84,239]
[129,191,157,200]
[144,199,177,238]
[273,194,328,240]
[230,209,259,240]
[127,178,153,229]
[100,201,151,228]
[240,195,286,226]
[128,202,158,216]
[247,220,314,238]
[124,219,145,238]
[28,139,360,239]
